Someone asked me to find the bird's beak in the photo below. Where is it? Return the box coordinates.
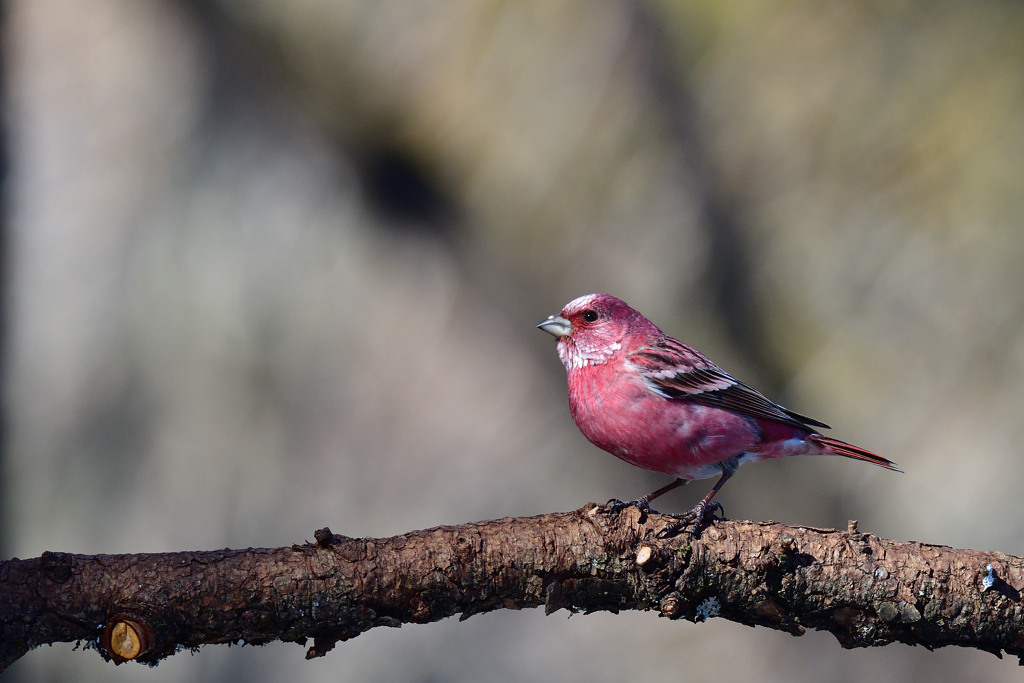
[537,314,572,338]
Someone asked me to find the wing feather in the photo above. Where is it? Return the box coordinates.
[628,337,830,431]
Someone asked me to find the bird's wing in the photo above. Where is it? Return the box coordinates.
[627,337,830,430]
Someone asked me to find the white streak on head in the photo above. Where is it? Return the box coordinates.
[561,293,601,315]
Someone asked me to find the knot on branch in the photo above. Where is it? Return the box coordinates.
[40,551,74,583]
[313,527,338,548]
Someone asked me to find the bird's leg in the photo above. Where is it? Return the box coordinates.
[607,478,687,515]
[657,462,736,539]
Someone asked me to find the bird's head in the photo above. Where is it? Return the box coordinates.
[537,293,660,370]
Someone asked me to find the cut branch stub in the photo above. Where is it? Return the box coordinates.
[103,615,153,663]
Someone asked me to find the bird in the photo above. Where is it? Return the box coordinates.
[537,293,900,536]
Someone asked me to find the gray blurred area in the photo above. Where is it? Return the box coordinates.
[3,0,1024,680]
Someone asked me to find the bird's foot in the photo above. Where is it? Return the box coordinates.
[656,500,725,539]
[606,497,656,515]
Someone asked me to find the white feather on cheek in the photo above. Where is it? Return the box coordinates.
[557,338,621,369]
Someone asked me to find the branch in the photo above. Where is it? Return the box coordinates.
[2,505,1023,670]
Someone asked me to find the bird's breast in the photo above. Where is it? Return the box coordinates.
[567,362,765,479]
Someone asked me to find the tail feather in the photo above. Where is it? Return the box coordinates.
[809,434,903,473]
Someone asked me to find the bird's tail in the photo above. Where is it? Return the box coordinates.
[808,434,903,472]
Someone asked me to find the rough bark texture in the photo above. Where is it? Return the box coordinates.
[2,505,1023,670]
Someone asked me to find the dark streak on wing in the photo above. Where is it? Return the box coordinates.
[628,338,831,431]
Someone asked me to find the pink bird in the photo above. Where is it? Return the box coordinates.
[538,293,900,535]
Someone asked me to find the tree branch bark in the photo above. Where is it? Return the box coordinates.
[2,505,1023,670]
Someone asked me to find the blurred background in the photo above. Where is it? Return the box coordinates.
[3,0,1024,680]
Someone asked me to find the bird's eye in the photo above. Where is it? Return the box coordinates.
[582,310,599,323]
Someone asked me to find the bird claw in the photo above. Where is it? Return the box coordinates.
[606,498,655,515]
[656,501,725,539]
